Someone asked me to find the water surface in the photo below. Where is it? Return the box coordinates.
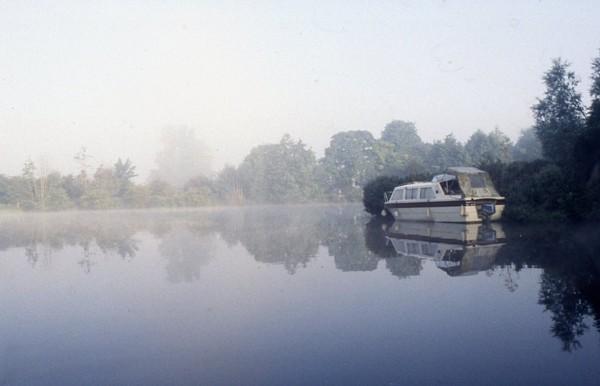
[1,205,599,385]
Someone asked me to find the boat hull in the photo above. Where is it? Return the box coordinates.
[384,198,505,223]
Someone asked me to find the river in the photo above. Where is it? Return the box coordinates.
[0,205,599,385]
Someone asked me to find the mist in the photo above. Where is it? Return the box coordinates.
[2,1,600,179]
[4,3,600,384]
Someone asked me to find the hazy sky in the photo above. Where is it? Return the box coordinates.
[1,1,599,178]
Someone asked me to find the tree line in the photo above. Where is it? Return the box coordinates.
[4,52,599,217]
[0,124,541,211]
[365,52,600,222]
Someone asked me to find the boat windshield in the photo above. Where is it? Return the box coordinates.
[440,179,462,195]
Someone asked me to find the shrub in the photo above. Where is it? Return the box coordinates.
[362,176,402,215]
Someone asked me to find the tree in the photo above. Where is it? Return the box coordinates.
[151,126,212,188]
[465,128,512,165]
[44,172,72,210]
[0,175,9,206]
[512,128,543,162]
[79,166,119,209]
[532,59,586,165]
[147,179,177,207]
[379,120,427,175]
[381,120,424,155]
[113,158,138,198]
[319,130,383,201]
[238,134,318,203]
[573,51,600,218]
[362,175,402,216]
[183,175,216,206]
[215,165,244,204]
[426,134,469,172]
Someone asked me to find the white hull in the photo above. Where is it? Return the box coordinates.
[385,201,505,223]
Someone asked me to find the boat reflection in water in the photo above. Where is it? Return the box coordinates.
[385,221,505,276]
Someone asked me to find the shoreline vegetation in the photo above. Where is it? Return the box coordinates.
[2,54,600,223]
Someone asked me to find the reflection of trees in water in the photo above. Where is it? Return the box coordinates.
[0,212,144,273]
[539,270,590,351]
[318,207,379,272]
[366,220,600,351]
[493,225,600,351]
[3,207,600,353]
[228,207,321,274]
[159,227,215,283]
[385,256,422,280]
[318,211,425,278]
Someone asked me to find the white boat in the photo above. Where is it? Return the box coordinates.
[383,166,505,223]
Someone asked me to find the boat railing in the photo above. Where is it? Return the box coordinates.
[384,191,392,202]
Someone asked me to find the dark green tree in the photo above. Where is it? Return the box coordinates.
[532,59,586,165]
[362,175,402,216]
[512,128,543,162]
[573,52,600,218]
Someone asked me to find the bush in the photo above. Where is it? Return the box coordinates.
[363,176,402,215]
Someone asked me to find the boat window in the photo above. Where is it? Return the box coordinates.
[469,174,486,188]
[441,179,462,195]
[419,187,434,200]
[407,243,419,254]
[390,239,406,253]
[421,243,435,256]
[390,189,404,201]
[407,188,418,199]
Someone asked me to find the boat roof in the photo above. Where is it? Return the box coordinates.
[446,166,486,174]
[395,181,435,189]
[432,173,455,183]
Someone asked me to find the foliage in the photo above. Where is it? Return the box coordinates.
[362,176,403,216]
[318,130,384,201]
[378,120,428,175]
[4,52,600,217]
[238,134,319,203]
[150,126,211,188]
[512,128,543,162]
[465,128,513,165]
[532,59,586,165]
[426,134,468,172]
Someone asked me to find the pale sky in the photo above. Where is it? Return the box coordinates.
[1,0,599,178]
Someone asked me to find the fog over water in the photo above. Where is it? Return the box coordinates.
[1,205,600,385]
[2,1,600,178]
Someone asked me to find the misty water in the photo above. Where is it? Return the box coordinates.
[1,205,600,385]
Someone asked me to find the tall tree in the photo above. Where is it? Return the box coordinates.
[215,165,244,204]
[319,130,383,201]
[426,134,468,172]
[573,51,600,218]
[512,128,543,162]
[151,126,212,188]
[380,120,424,155]
[465,128,512,165]
[238,134,318,203]
[532,59,586,165]
[113,158,138,198]
[21,159,36,206]
[379,120,427,174]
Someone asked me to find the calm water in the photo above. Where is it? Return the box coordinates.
[1,205,599,385]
